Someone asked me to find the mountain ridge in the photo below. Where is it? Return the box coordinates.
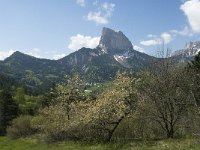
[172,41,200,57]
[0,27,198,94]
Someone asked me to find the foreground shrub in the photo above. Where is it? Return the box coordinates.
[32,102,88,143]
[7,115,36,139]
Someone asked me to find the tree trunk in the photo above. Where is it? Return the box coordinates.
[107,116,124,142]
[167,128,174,138]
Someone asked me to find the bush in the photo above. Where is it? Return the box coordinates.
[7,115,36,139]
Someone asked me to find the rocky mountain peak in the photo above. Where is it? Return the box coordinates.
[185,41,200,49]
[98,27,133,53]
[172,41,200,57]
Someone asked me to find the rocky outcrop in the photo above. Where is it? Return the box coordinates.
[98,27,133,53]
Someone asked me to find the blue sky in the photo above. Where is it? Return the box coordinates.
[0,0,200,60]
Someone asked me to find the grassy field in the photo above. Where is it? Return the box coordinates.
[1,136,200,150]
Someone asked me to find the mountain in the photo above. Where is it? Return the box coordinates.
[0,27,196,94]
[173,41,200,57]
[170,41,200,64]
[59,27,155,81]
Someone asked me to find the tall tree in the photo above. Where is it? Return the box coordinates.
[54,74,86,120]
[82,72,138,141]
[0,89,18,135]
[32,74,88,142]
[137,69,195,138]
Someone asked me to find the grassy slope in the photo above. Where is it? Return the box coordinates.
[1,136,200,150]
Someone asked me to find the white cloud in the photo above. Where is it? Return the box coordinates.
[140,0,200,47]
[87,12,108,24]
[53,53,66,60]
[161,32,172,44]
[170,26,193,36]
[29,49,67,60]
[68,34,100,50]
[180,0,200,33]
[141,32,172,46]
[0,50,15,60]
[76,0,85,7]
[147,34,157,38]
[27,48,42,58]
[102,2,115,16]
[86,2,115,24]
[140,39,162,46]
[133,45,145,53]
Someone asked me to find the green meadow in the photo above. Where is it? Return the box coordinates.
[1,136,200,150]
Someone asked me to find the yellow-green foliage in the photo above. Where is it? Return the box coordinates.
[30,69,200,143]
[32,74,90,142]
[32,72,139,142]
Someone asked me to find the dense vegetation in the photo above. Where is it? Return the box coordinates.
[0,52,200,149]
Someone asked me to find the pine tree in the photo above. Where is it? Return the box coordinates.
[0,89,19,135]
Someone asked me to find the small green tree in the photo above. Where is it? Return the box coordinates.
[32,74,88,142]
[14,87,43,115]
[14,87,25,104]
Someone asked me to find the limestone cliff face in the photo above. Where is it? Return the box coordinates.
[98,27,133,53]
